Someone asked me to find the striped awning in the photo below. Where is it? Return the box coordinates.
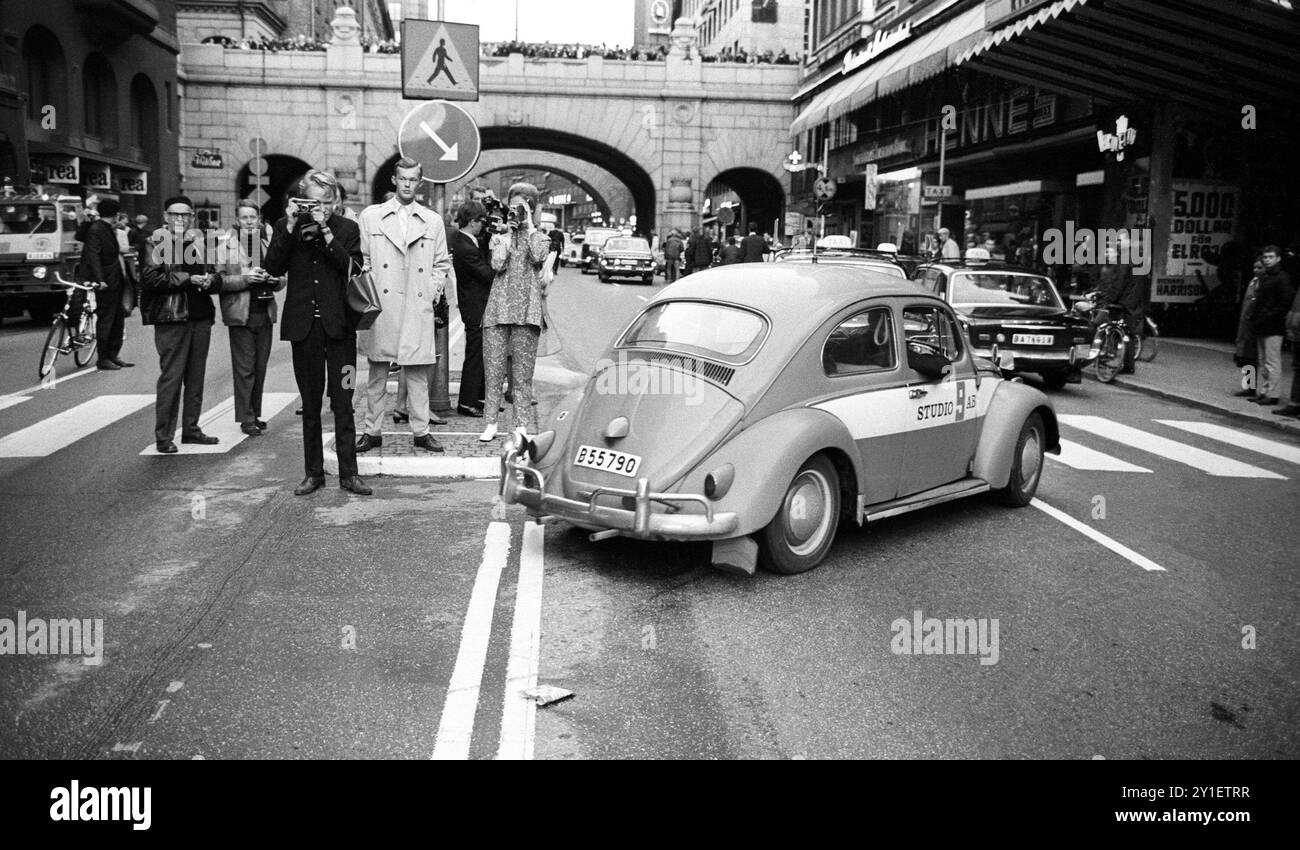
[791,3,988,137]
[956,0,1300,112]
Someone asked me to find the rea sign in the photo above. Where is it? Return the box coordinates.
[45,157,80,184]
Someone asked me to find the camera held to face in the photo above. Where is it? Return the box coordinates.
[292,198,323,242]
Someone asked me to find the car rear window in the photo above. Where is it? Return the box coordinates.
[950,272,1064,308]
[620,301,768,364]
[605,238,649,253]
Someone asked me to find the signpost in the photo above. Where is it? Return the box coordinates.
[401,19,480,101]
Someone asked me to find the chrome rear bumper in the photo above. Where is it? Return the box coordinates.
[500,449,739,540]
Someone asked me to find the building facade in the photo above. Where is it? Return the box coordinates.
[0,0,183,217]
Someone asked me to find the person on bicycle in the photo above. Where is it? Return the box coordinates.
[1096,258,1144,376]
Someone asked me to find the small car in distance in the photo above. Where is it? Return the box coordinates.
[562,235,584,267]
[580,226,620,274]
[912,258,1095,389]
[597,237,656,284]
[500,263,1060,576]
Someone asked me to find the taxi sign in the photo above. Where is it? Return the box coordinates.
[923,185,953,200]
[398,100,481,184]
[402,20,480,101]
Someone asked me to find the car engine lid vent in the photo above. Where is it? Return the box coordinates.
[630,350,735,387]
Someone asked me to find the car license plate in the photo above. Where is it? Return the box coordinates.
[574,445,641,477]
[1012,333,1053,346]
[26,251,54,261]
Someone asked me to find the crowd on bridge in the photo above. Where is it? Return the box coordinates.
[200,34,401,53]
[481,40,799,64]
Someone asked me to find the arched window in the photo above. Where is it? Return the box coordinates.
[129,74,159,161]
[82,53,119,145]
[21,26,67,122]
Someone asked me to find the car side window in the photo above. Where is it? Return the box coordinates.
[903,305,963,361]
[822,307,896,376]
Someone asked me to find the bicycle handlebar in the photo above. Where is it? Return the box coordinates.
[53,272,105,291]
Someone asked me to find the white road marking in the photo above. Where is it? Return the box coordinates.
[149,699,170,723]
[432,521,511,760]
[1031,498,1166,572]
[1155,420,1300,468]
[2,363,99,400]
[111,742,143,753]
[0,394,154,457]
[0,396,31,413]
[166,681,184,693]
[1058,414,1286,479]
[497,521,546,761]
[139,392,298,455]
[1048,438,1152,473]
[636,295,648,301]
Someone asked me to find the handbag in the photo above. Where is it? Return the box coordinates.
[346,258,382,331]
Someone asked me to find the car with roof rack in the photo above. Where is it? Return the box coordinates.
[499,262,1060,576]
[911,255,1096,390]
[772,246,909,279]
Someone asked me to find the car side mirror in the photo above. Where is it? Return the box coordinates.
[907,341,950,379]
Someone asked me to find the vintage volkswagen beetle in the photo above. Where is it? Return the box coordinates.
[500,264,1060,576]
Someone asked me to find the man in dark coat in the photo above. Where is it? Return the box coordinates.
[450,200,494,416]
[79,197,133,369]
[684,226,716,276]
[1249,245,1296,405]
[740,222,768,263]
[719,235,744,265]
[262,170,370,495]
[1097,260,1144,375]
[661,229,683,283]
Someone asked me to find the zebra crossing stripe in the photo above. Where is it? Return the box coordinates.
[0,395,155,458]
[139,393,299,455]
[1058,415,1286,480]
[1155,420,1300,468]
[0,396,32,413]
[1049,438,1152,473]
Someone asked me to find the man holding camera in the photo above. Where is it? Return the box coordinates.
[356,158,452,453]
[263,170,370,496]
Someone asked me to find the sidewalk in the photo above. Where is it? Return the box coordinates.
[322,354,589,478]
[1096,337,1300,433]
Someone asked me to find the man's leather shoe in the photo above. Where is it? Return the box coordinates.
[340,475,373,495]
[1118,367,1135,375]
[156,440,178,454]
[457,404,484,417]
[1271,404,1300,417]
[240,423,263,436]
[294,476,326,496]
[392,410,410,424]
[110,357,134,368]
[181,431,219,445]
[96,359,121,370]
[355,433,382,452]
[429,410,447,425]
[1233,389,1257,398]
[254,419,267,429]
[413,434,445,452]
[1255,397,1279,406]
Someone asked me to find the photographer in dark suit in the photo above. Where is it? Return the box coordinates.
[262,170,370,496]
[78,197,132,370]
[451,199,494,416]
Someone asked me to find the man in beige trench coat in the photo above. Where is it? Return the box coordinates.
[356,158,453,453]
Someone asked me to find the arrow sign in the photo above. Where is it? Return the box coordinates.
[398,100,481,184]
[419,121,459,161]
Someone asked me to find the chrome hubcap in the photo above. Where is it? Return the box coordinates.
[785,470,831,555]
[1020,429,1041,488]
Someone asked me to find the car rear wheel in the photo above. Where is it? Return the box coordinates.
[598,271,610,283]
[995,412,1044,507]
[642,274,653,285]
[759,454,840,574]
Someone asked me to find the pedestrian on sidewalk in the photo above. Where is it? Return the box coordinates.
[741,222,769,263]
[479,182,554,442]
[1233,258,1263,398]
[661,228,683,283]
[219,200,284,436]
[140,197,222,453]
[1273,277,1300,418]
[1249,245,1296,406]
[262,170,370,495]
[450,199,493,417]
[683,225,716,276]
[355,158,451,454]
[719,234,744,265]
[78,197,133,371]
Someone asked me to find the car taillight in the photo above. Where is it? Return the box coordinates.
[704,463,735,500]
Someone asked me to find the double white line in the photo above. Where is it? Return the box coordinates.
[431,520,546,760]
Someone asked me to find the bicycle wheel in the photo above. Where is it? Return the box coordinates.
[38,320,66,380]
[1136,328,1158,362]
[1094,325,1125,383]
[73,310,97,367]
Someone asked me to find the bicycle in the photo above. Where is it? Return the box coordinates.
[38,272,104,381]
[1133,314,1159,363]
[1080,291,1130,383]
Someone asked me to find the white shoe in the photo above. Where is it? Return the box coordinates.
[478,423,498,442]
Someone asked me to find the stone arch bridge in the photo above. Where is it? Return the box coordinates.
[179,44,798,234]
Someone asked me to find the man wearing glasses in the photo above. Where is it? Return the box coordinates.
[139,196,221,454]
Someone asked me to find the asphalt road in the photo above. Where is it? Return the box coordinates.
[1,264,1296,759]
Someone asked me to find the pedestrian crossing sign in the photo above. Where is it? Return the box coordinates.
[402,20,479,102]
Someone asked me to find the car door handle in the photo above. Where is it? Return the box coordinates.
[909,387,928,398]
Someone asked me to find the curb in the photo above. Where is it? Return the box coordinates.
[321,432,502,479]
[1086,374,1300,435]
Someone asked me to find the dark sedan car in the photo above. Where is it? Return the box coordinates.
[598,237,656,284]
[911,259,1096,389]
